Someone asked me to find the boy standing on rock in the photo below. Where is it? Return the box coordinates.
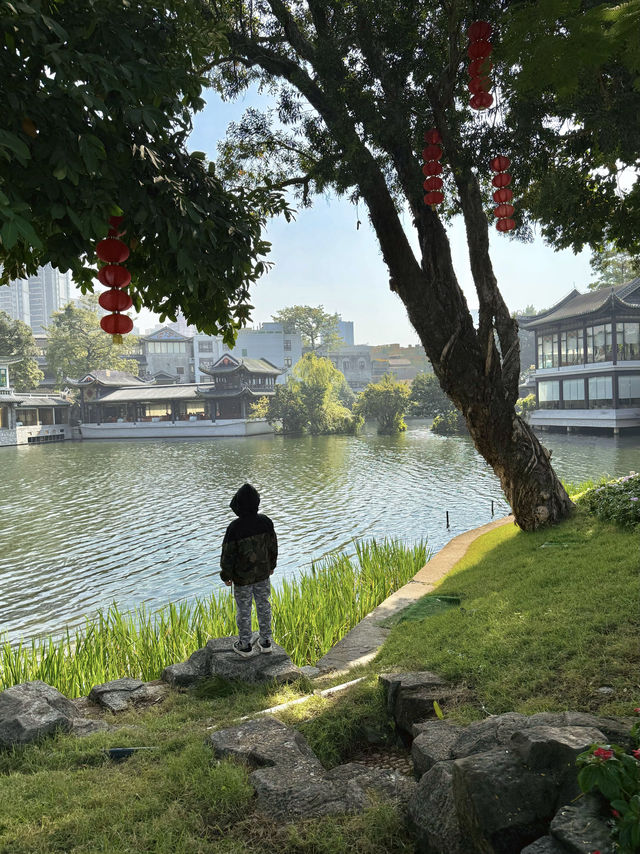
[220,483,278,657]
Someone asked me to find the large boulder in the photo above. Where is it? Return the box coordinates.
[549,794,613,854]
[411,720,464,777]
[378,672,461,736]
[407,760,467,854]
[0,680,106,748]
[163,637,302,688]
[88,678,169,713]
[210,717,416,821]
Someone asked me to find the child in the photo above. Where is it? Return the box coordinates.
[220,483,278,657]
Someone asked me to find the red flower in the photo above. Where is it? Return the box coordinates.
[634,707,640,714]
[612,808,621,818]
[632,749,640,759]
[593,747,614,760]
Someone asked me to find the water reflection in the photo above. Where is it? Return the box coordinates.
[0,421,637,644]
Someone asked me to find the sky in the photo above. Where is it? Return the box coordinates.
[121,88,594,346]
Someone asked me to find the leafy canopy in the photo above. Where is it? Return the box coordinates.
[45,295,137,385]
[0,311,43,390]
[0,0,291,343]
[355,373,410,434]
[271,306,340,350]
[588,245,640,291]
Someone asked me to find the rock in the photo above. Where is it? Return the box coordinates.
[550,794,613,854]
[450,712,530,759]
[163,637,302,688]
[299,665,321,679]
[520,836,572,854]
[251,763,368,819]
[88,678,168,713]
[0,680,96,748]
[210,717,323,772]
[529,712,636,751]
[408,760,467,854]
[510,725,605,771]
[69,718,110,737]
[452,747,559,854]
[326,762,416,806]
[411,720,464,778]
[379,672,459,735]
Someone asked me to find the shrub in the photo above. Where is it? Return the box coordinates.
[431,409,467,435]
[574,472,640,528]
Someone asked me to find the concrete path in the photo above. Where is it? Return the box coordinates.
[316,514,514,675]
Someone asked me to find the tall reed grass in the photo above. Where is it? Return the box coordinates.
[0,538,429,698]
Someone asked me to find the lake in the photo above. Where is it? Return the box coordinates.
[1,421,638,644]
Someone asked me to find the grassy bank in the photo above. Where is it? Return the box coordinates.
[0,538,429,698]
[1,499,638,853]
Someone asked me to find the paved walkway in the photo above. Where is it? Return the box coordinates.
[316,514,514,674]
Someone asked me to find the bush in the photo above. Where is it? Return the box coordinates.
[431,409,467,435]
[574,472,640,528]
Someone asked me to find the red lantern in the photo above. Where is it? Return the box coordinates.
[470,92,494,110]
[424,191,444,206]
[490,155,511,172]
[423,176,443,191]
[96,238,129,264]
[496,218,516,232]
[468,76,492,95]
[468,58,493,77]
[493,204,515,218]
[467,20,492,41]
[423,128,441,144]
[97,265,131,288]
[493,187,513,203]
[491,171,512,187]
[101,313,134,335]
[467,40,493,60]
[99,288,133,312]
[422,144,443,161]
[422,161,443,176]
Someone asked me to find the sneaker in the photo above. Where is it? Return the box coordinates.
[258,638,272,654]
[232,640,255,658]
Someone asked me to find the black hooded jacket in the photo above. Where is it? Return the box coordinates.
[220,484,278,585]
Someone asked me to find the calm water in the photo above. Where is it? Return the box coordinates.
[1,421,638,644]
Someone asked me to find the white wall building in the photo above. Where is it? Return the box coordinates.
[194,323,302,383]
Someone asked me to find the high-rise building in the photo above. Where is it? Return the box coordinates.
[0,264,72,333]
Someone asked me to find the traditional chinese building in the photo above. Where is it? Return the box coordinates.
[520,279,640,433]
[198,354,281,419]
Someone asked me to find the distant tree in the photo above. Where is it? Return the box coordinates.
[46,296,137,385]
[588,245,640,291]
[356,374,411,435]
[512,305,538,317]
[410,372,451,418]
[249,395,270,420]
[272,306,340,351]
[516,394,537,420]
[0,311,43,389]
[431,409,467,436]
[264,352,360,434]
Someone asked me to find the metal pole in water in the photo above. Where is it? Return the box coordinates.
[491,501,494,516]
[446,511,450,528]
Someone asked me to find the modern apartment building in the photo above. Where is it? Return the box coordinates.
[0,264,72,333]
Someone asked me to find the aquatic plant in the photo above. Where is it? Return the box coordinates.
[0,538,429,697]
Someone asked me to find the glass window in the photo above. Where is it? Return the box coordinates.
[618,375,640,406]
[343,361,350,372]
[537,333,558,368]
[284,340,292,351]
[284,358,292,368]
[176,366,184,375]
[560,330,584,366]
[0,406,8,428]
[54,408,69,424]
[199,340,213,353]
[0,367,7,388]
[617,323,640,361]
[586,324,613,363]
[242,348,248,357]
[38,408,54,425]
[538,380,560,409]
[562,378,585,409]
[588,376,613,408]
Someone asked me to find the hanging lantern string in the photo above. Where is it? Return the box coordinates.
[421,128,445,208]
[96,215,134,344]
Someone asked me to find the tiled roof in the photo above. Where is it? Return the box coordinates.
[521,280,640,329]
[67,369,149,387]
[14,394,71,407]
[200,357,281,376]
[97,384,204,403]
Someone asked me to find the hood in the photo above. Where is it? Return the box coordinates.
[230,483,260,517]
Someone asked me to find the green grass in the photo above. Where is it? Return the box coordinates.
[376,511,640,719]
[0,538,430,698]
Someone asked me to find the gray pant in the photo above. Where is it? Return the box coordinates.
[233,578,272,646]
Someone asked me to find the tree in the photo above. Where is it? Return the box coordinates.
[272,306,340,350]
[207,0,594,529]
[0,311,43,389]
[265,352,360,434]
[588,245,640,291]
[0,0,289,343]
[410,372,452,418]
[356,373,410,434]
[46,296,136,385]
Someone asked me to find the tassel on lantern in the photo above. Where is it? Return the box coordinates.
[96,215,134,344]
[421,129,445,206]
[467,21,494,111]
[490,156,516,232]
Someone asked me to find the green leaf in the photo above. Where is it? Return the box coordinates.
[0,219,19,249]
[433,700,445,720]
[0,130,30,163]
